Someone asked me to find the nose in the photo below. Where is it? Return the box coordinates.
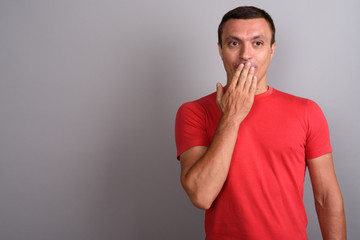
[239,43,252,61]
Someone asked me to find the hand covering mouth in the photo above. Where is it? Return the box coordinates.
[233,61,257,68]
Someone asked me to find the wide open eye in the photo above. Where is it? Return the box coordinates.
[254,41,263,47]
[229,41,239,46]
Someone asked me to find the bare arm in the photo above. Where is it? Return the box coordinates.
[180,62,257,209]
[308,153,346,239]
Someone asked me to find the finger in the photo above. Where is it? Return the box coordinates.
[237,62,251,89]
[249,76,258,96]
[216,82,223,105]
[244,66,255,93]
[229,63,244,90]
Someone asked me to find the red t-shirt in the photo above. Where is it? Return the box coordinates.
[175,87,332,240]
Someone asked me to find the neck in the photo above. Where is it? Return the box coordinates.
[255,83,269,95]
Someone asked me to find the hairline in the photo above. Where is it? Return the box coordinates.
[218,7,276,48]
[220,18,273,46]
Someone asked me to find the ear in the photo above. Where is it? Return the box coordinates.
[270,42,276,60]
[218,42,223,60]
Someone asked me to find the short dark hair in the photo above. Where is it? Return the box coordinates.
[218,6,276,47]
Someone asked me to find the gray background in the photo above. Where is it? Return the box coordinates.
[0,0,359,239]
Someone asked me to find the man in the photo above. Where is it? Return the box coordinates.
[175,6,346,240]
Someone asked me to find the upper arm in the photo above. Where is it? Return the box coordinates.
[175,102,210,159]
[179,146,208,186]
[307,153,342,203]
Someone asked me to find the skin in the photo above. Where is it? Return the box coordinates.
[308,153,346,239]
[179,18,346,239]
[218,18,275,94]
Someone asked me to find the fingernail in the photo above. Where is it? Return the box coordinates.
[246,62,251,66]
[239,63,244,68]
[250,67,255,71]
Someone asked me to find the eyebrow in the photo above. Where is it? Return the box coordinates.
[224,35,267,43]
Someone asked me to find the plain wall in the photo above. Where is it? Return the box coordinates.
[0,0,359,239]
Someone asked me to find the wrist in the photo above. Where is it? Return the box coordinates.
[218,114,242,131]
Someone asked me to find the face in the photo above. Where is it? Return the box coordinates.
[218,18,276,89]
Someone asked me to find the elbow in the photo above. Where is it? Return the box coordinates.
[190,194,213,210]
[314,191,345,215]
[181,177,214,210]
[314,193,326,211]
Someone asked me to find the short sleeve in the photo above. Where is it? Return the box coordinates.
[175,102,210,160]
[305,100,333,159]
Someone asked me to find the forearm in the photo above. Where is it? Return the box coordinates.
[182,115,241,209]
[316,192,346,240]
[181,63,257,209]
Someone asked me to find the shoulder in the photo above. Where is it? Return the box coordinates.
[177,91,217,116]
[272,88,326,118]
[272,88,309,104]
[272,88,323,109]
